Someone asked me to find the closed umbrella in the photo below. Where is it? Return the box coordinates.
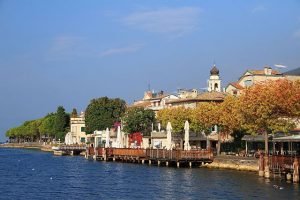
[119,126,123,148]
[184,121,190,150]
[166,122,172,150]
[117,126,123,148]
[105,128,110,148]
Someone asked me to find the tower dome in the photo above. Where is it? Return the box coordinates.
[210,65,219,75]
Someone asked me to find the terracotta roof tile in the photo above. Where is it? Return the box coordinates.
[129,101,152,108]
[229,82,244,90]
[248,69,281,75]
[166,91,226,104]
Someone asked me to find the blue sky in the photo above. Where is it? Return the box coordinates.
[0,0,300,141]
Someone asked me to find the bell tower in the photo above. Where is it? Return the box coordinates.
[207,64,221,92]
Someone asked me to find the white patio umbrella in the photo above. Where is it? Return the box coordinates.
[117,126,123,148]
[119,126,124,148]
[105,128,110,148]
[158,123,161,132]
[166,122,172,150]
[184,121,191,150]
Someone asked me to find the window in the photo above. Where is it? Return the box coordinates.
[81,138,85,143]
[211,125,218,132]
[214,83,219,90]
[81,127,85,132]
[244,80,253,87]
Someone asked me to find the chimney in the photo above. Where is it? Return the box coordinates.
[264,66,272,75]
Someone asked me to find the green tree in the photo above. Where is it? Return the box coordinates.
[39,113,56,138]
[122,107,156,136]
[54,106,69,140]
[85,97,126,133]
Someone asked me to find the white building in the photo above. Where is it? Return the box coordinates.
[65,111,87,145]
[207,64,221,92]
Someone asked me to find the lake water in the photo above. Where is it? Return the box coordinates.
[0,148,299,200]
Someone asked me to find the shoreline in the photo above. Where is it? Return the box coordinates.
[0,143,53,152]
[201,156,258,172]
[0,143,258,172]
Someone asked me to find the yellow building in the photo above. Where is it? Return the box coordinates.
[226,66,284,96]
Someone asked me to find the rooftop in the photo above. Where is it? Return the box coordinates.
[247,69,281,76]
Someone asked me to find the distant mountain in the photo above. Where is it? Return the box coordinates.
[283,67,300,75]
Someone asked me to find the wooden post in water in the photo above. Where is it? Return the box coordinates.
[166,161,169,167]
[258,153,264,176]
[293,158,299,183]
[85,147,89,159]
[177,162,180,168]
[93,147,97,160]
[158,160,161,166]
[264,156,270,178]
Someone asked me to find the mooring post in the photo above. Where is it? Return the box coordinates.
[189,162,192,168]
[149,160,152,165]
[113,157,116,162]
[93,147,97,160]
[158,160,161,166]
[264,155,270,178]
[142,159,145,164]
[166,161,169,167]
[177,162,180,168]
[293,158,299,183]
[85,147,89,159]
[259,154,264,177]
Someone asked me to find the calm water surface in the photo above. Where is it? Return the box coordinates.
[0,148,299,200]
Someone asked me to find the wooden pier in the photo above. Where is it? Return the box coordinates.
[259,154,299,183]
[86,147,213,168]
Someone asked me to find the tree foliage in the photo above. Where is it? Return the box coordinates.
[39,113,56,137]
[85,97,126,133]
[157,107,193,133]
[191,103,220,134]
[122,107,156,135]
[239,79,300,135]
[54,106,69,133]
[6,106,70,142]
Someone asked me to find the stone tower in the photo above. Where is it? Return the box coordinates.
[207,64,221,92]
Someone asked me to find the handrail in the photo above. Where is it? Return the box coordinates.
[87,147,213,160]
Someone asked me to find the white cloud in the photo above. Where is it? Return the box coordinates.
[123,7,201,38]
[294,29,300,38]
[252,5,266,13]
[100,43,145,57]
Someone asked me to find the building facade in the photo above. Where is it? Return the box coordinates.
[225,66,300,96]
[65,111,87,145]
